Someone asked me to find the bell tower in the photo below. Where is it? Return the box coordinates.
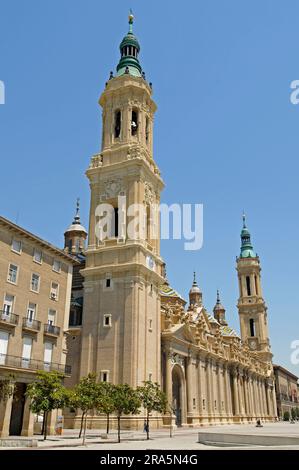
[79,13,165,387]
[236,214,272,364]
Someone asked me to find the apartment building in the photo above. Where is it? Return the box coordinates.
[0,216,78,437]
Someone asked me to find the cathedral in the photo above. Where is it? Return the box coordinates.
[64,13,277,428]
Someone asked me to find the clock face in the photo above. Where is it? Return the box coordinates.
[146,255,155,271]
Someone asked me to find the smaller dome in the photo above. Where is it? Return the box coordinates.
[189,272,201,294]
[64,199,87,235]
[65,223,87,235]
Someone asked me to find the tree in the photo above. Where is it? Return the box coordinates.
[296,407,299,419]
[111,384,141,443]
[96,381,115,435]
[283,410,290,421]
[0,376,15,403]
[137,381,167,440]
[70,373,99,444]
[291,407,296,420]
[26,371,68,440]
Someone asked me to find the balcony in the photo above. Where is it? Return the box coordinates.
[44,324,61,337]
[0,310,19,328]
[22,318,41,332]
[0,353,71,375]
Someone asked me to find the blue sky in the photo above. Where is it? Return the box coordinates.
[0,0,298,374]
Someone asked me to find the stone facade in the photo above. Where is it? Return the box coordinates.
[0,216,77,437]
[64,15,277,429]
[274,365,298,419]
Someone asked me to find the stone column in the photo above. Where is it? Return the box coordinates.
[201,357,208,417]
[250,274,256,295]
[248,375,255,418]
[0,394,13,438]
[226,368,233,416]
[258,379,265,417]
[205,358,213,417]
[216,363,222,418]
[270,384,277,418]
[232,369,240,416]
[197,356,203,417]
[252,376,259,417]
[222,364,228,418]
[262,381,268,416]
[266,381,273,417]
[165,349,173,407]
[186,352,194,421]
[243,374,249,417]
[21,396,34,436]
[47,410,57,435]
[238,371,245,416]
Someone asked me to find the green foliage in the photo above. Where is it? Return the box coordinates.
[296,407,299,418]
[26,371,68,440]
[291,407,296,419]
[111,383,141,417]
[70,373,98,413]
[110,384,141,443]
[137,381,167,440]
[96,381,115,415]
[0,377,15,402]
[69,373,99,442]
[283,410,290,421]
[26,371,68,414]
[137,381,167,414]
[96,382,115,434]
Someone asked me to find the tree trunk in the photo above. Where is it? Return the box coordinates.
[79,412,85,438]
[43,411,48,441]
[106,413,110,435]
[41,412,45,436]
[117,415,121,443]
[82,412,88,445]
[146,410,150,440]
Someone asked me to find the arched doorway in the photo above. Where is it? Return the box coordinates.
[172,365,186,426]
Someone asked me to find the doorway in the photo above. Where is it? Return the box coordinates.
[9,382,26,435]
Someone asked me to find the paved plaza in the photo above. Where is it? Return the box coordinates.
[1,422,299,450]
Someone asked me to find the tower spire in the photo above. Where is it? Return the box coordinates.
[240,213,256,258]
[189,272,202,307]
[129,9,134,33]
[213,290,227,325]
[116,11,142,77]
[74,198,80,223]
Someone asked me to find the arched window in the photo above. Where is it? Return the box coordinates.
[249,318,255,337]
[131,110,138,136]
[246,276,251,296]
[114,110,121,138]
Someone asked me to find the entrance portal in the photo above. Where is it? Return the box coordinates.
[172,365,186,426]
[9,382,26,436]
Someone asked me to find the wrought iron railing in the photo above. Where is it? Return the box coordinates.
[44,324,61,336]
[22,318,41,331]
[0,353,71,374]
[0,310,19,325]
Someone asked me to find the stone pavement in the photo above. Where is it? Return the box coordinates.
[1,421,298,451]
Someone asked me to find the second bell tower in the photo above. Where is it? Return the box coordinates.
[79,13,165,387]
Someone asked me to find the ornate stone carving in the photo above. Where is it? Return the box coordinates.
[144,181,154,204]
[104,178,123,199]
[171,353,185,369]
